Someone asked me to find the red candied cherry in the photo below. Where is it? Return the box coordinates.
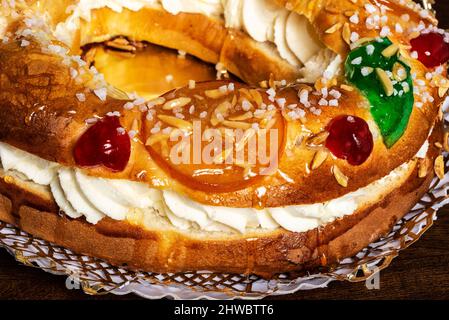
[410,32,449,68]
[74,116,131,172]
[325,115,373,166]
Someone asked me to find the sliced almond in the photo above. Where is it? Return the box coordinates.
[342,22,351,45]
[231,94,238,107]
[332,165,348,187]
[435,142,443,149]
[261,117,277,130]
[228,111,253,121]
[105,38,136,52]
[392,62,407,82]
[439,86,449,98]
[418,157,430,178]
[238,88,253,101]
[163,97,191,110]
[259,80,268,88]
[350,37,375,50]
[340,84,354,91]
[306,131,330,147]
[145,133,169,146]
[444,132,449,152]
[147,97,166,107]
[107,86,130,100]
[381,44,399,58]
[157,115,193,130]
[205,88,228,99]
[211,101,231,126]
[376,68,394,97]
[325,22,342,34]
[434,75,449,88]
[311,150,328,170]
[434,155,445,180]
[222,120,252,130]
[250,89,263,106]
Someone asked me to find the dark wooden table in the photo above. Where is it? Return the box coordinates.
[0,1,448,300]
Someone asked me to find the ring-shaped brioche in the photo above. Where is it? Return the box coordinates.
[0,0,446,276]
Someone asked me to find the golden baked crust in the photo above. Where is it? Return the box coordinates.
[0,127,440,276]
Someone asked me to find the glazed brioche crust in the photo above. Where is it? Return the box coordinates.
[0,125,442,276]
[0,0,444,276]
[0,37,441,208]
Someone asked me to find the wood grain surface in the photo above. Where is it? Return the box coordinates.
[0,0,448,300]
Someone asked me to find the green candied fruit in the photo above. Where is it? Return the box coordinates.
[345,38,414,148]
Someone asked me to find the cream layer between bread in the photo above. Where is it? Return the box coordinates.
[0,142,428,234]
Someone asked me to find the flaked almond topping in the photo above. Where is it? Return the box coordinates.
[434,75,449,88]
[444,132,449,152]
[210,101,231,126]
[311,150,328,170]
[259,80,268,88]
[350,37,375,50]
[325,22,343,34]
[306,131,330,147]
[332,165,348,187]
[105,38,136,52]
[418,158,430,178]
[434,155,445,179]
[147,97,166,107]
[381,43,399,58]
[342,22,351,45]
[435,142,443,149]
[392,62,407,81]
[222,120,252,130]
[145,133,169,146]
[261,117,277,130]
[375,68,394,97]
[228,111,253,121]
[157,115,193,130]
[231,94,238,107]
[439,86,449,98]
[238,88,253,101]
[163,97,191,110]
[205,88,229,99]
[340,84,354,91]
[250,89,263,106]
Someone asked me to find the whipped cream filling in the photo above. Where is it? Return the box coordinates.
[0,142,419,234]
[52,0,331,77]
